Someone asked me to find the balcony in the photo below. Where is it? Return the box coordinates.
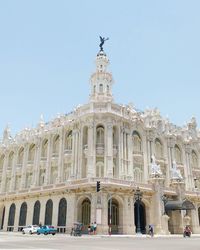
[64,149,72,155]
[96,143,104,156]
[113,145,118,157]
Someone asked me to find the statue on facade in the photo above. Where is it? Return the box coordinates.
[150,155,162,177]
[171,160,183,181]
[99,36,109,51]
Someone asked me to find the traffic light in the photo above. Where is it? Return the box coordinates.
[96,181,101,192]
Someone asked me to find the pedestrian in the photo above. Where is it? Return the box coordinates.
[88,225,91,235]
[93,221,97,235]
[148,225,154,237]
[90,223,94,235]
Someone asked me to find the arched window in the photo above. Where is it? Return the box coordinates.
[81,198,91,226]
[132,131,142,153]
[175,145,182,164]
[45,199,53,225]
[52,135,59,156]
[96,126,104,145]
[108,199,119,228]
[8,152,14,169]
[1,206,5,229]
[65,131,72,150]
[155,139,163,159]
[191,150,198,169]
[0,155,4,170]
[8,203,15,226]
[57,198,67,226]
[28,144,35,163]
[133,168,143,183]
[41,139,48,159]
[17,148,24,166]
[96,162,104,178]
[19,202,27,226]
[32,201,40,225]
[99,84,103,93]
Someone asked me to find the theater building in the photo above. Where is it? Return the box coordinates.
[0,48,200,235]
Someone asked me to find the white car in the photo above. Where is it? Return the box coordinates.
[22,225,40,234]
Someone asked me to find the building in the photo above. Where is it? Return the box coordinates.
[0,47,200,235]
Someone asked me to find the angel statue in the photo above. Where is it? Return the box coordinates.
[171,160,183,180]
[150,155,162,177]
[99,36,109,51]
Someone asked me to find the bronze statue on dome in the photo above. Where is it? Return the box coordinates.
[99,36,109,51]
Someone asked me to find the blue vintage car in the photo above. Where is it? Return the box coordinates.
[37,225,57,235]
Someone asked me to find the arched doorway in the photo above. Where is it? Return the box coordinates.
[19,202,27,231]
[108,198,119,234]
[8,203,16,231]
[32,201,40,225]
[57,198,67,233]
[45,199,53,225]
[81,198,91,230]
[134,201,146,234]
[1,206,5,229]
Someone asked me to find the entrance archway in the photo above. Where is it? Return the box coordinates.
[81,198,91,226]
[57,198,67,232]
[134,201,146,234]
[32,201,40,225]
[108,198,119,234]
[19,202,27,231]
[8,203,16,231]
[45,199,53,225]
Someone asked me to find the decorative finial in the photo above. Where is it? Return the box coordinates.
[99,36,109,51]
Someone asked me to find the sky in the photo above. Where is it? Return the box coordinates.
[0,0,200,137]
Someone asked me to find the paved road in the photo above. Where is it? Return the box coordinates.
[0,233,199,250]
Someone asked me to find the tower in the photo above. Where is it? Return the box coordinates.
[90,50,114,103]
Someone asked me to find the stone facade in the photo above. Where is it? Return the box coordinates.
[0,49,200,235]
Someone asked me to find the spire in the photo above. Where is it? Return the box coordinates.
[89,37,114,103]
[3,124,12,144]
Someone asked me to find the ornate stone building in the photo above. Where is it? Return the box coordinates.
[0,48,200,235]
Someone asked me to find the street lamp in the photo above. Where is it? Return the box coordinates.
[134,187,143,234]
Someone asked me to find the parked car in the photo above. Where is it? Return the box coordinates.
[37,225,57,235]
[22,225,40,234]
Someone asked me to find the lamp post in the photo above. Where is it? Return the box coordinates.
[161,195,168,215]
[134,187,143,234]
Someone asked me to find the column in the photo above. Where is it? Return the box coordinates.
[106,123,113,177]
[20,145,29,189]
[14,201,20,231]
[87,123,95,177]
[0,152,8,193]
[10,150,18,192]
[77,128,82,179]
[152,179,165,234]
[120,128,124,178]
[32,140,41,187]
[26,200,35,225]
[39,199,46,226]
[52,196,59,227]
[66,194,76,233]
[123,195,134,234]
[143,136,148,183]
[57,129,64,183]
[44,135,52,185]
[127,132,132,179]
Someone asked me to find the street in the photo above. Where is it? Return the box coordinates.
[0,233,200,250]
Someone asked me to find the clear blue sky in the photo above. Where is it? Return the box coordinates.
[0,0,200,136]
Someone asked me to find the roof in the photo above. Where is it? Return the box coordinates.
[165,200,195,211]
